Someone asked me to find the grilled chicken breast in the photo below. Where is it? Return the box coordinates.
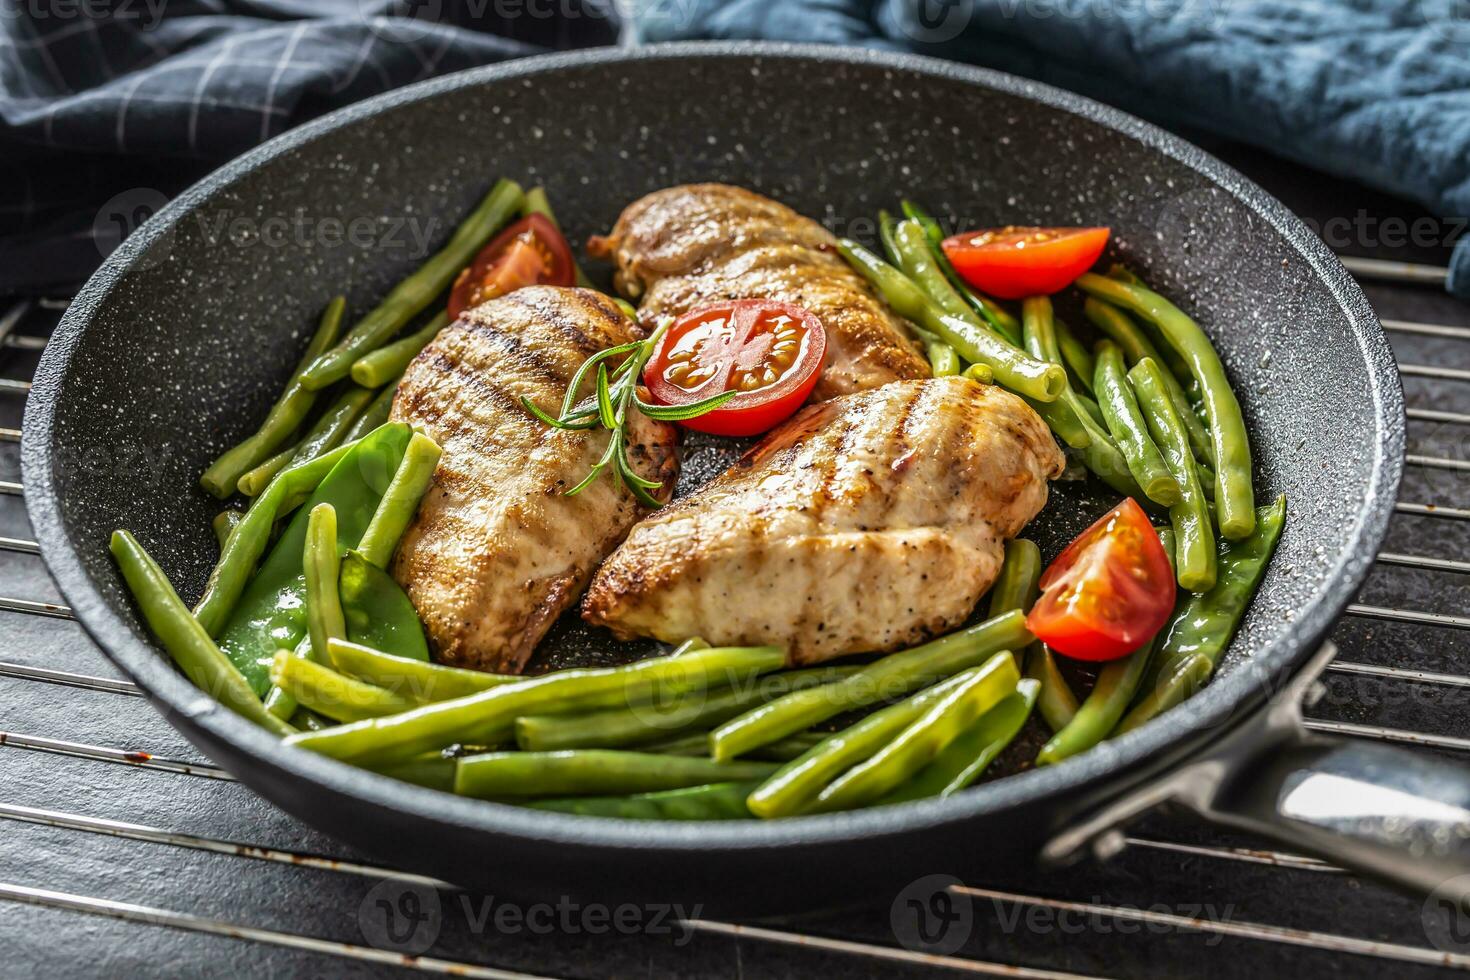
[390,286,679,673]
[583,377,1064,664]
[588,183,930,401]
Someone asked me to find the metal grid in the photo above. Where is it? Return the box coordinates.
[1,261,1467,977]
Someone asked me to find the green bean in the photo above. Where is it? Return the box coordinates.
[350,311,448,388]
[301,179,524,389]
[988,538,1041,619]
[639,731,826,761]
[1078,274,1255,538]
[1113,653,1212,735]
[1036,638,1155,765]
[1129,358,1216,591]
[343,381,400,443]
[1075,390,1107,428]
[1026,646,1079,733]
[521,185,595,289]
[612,298,637,320]
[303,503,346,660]
[836,239,1065,401]
[1054,319,1096,396]
[526,781,759,820]
[1023,296,1143,497]
[878,209,904,267]
[813,660,1021,812]
[1144,495,1286,688]
[893,219,983,325]
[988,537,1076,733]
[455,751,777,799]
[514,666,858,752]
[356,432,441,569]
[1020,392,1092,450]
[237,384,376,496]
[269,649,415,722]
[212,510,243,549]
[286,645,787,766]
[375,755,458,792]
[199,297,346,498]
[193,439,360,636]
[326,638,520,702]
[1093,340,1180,506]
[898,199,1023,344]
[709,610,1031,762]
[882,679,1040,803]
[263,635,311,721]
[748,654,1018,818]
[1108,265,1195,382]
[927,342,960,376]
[1083,297,1213,467]
[109,530,293,736]
[235,444,297,499]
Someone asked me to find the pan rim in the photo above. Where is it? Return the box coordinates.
[22,40,1403,854]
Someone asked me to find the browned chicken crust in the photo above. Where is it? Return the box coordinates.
[390,286,679,673]
[582,377,1064,664]
[588,183,930,401]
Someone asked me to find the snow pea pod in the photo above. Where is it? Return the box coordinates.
[526,781,759,820]
[339,552,428,662]
[215,423,413,695]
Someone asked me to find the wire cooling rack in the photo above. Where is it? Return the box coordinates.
[2,161,1469,978]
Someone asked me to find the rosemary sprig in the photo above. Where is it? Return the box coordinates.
[521,317,735,507]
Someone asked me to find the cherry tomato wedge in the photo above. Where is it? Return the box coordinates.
[447,214,575,319]
[642,300,827,437]
[942,226,1110,299]
[1025,498,1175,662]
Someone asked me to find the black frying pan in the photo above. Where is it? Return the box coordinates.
[24,43,1457,918]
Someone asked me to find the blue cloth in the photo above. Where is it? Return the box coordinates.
[0,1,620,292]
[640,0,1470,298]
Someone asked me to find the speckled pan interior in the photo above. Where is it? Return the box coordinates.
[23,44,1402,911]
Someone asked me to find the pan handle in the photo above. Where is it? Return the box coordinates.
[1043,642,1470,906]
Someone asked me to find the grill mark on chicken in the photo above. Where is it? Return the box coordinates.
[583,377,1065,664]
[390,285,679,673]
[590,184,930,401]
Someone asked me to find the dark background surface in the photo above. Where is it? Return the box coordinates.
[1,140,1468,976]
